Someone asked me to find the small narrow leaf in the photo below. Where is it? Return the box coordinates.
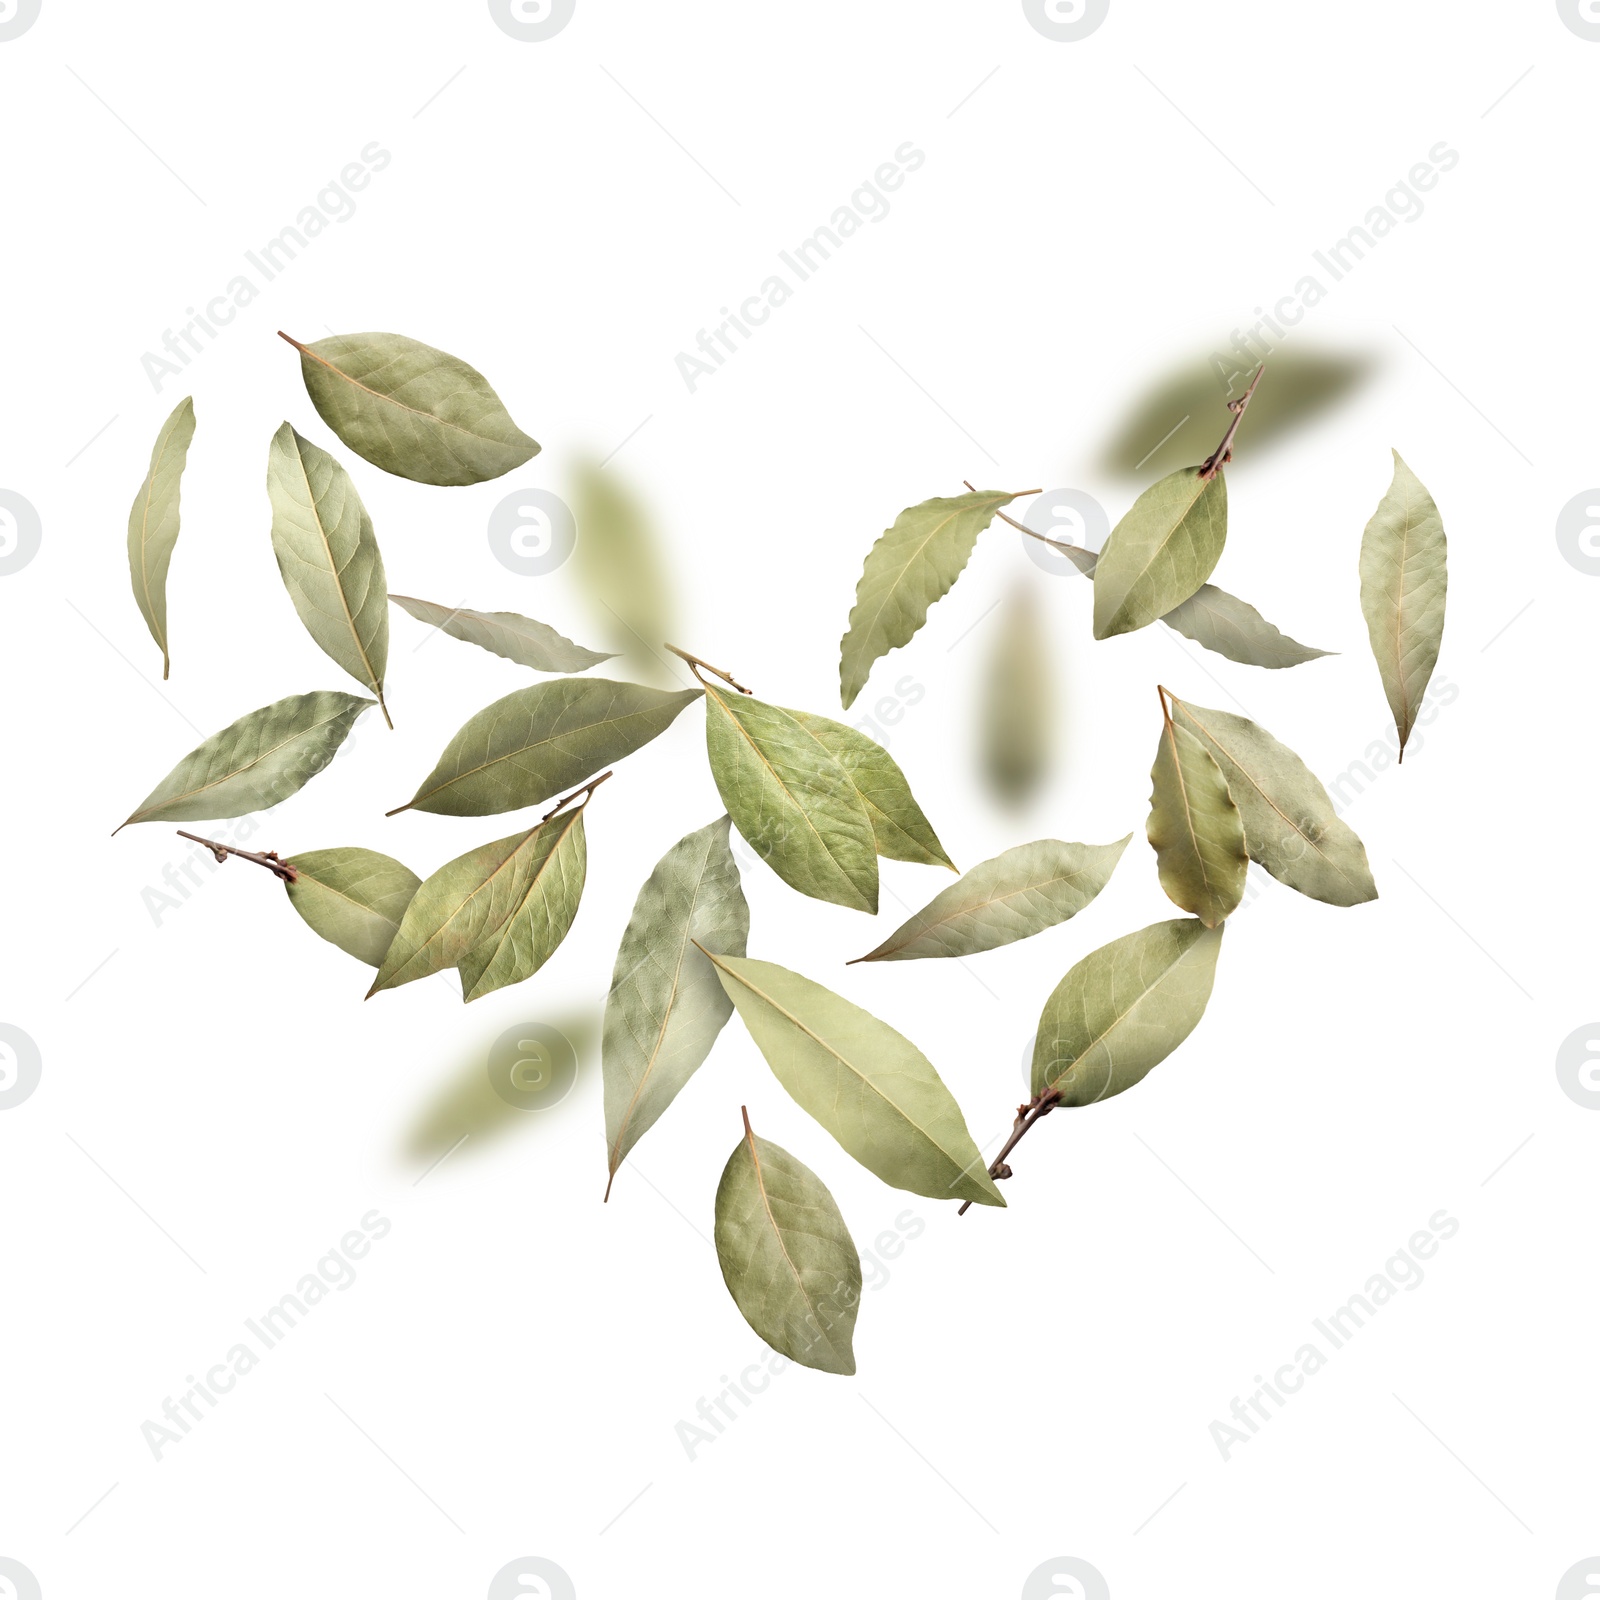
[789,710,953,870]
[367,806,587,1002]
[839,489,1022,709]
[715,1111,861,1375]
[282,330,538,486]
[1159,585,1334,669]
[1148,707,1247,928]
[390,594,613,674]
[119,691,371,830]
[701,951,1005,1208]
[853,838,1128,963]
[285,848,421,966]
[1359,450,1447,759]
[1032,919,1223,1101]
[704,689,879,913]
[267,424,391,722]
[1093,468,1227,639]
[394,679,700,817]
[603,818,750,1192]
[1169,696,1378,907]
[126,395,196,678]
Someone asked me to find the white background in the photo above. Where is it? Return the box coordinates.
[1,3,1595,1597]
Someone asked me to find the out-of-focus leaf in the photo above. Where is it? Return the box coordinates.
[570,460,676,672]
[126,396,195,679]
[285,847,421,966]
[980,583,1053,807]
[391,595,614,674]
[1093,468,1227,639]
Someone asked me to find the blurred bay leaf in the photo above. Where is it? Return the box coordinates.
[981,583,1053,807]
[570,460,675,673]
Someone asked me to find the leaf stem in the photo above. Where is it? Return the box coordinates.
[962,485,1083,557]
[175,831,298,883]
[1198,363,1265,480]
[541,769,613,821]
[956,1086,1060,1216]
[1157,683,1174,728]
[664,643,751,694]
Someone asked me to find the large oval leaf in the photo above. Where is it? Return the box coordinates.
[603,817,750,1195]
[281,330,538,486]
[285,847,421,966]
[715,1110,861,1375]
[1032,919,1223,1102]
[1093,468,1227,639]
[788,710,953,870]
[852,837,1128,963]
[1148,709,1247,928]
[1359,450,1447,759]
[701,951,1004,1208]
[390,594,613,674]
[367,806,587,1002]
[1159,584,1333,669]
[1169,695,1378,907]
[392,680,701,817]
[267,424,391,723]
[703,689,878,913]
[126,395,195,679]
[839,489,1021,709]
[118,690,372,830]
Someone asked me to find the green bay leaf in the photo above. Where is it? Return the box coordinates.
[1093,468,1227,639]
[118,690,372,830]
[1148,712,1247,928]
[852,837,1128,963]
[1032,918,1223,1102]
[126,395,196,679]
[390,594,613,674]
[839,489,1021,709]
[702,951,1004,1208]
[1359,450,1447,758]
[285,847,421,966]
[281,330,538,486]
[267,424,391,723]
[715,1112,861,1375]
[393,679,700,817]
[603,817,750,1194]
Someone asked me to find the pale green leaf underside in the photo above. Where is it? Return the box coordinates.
[1148,720,1247,928]
[1359,450,1447,756]
[603,817,750,1189]
[839,489,1020,709]
[1032,918,1223,1102]
[704,689,879,913]
[854,837,1129,963]
[285,847,421,966]
[397,679,701,816]
[291,331,538,486]
[715,1123,861,1375]
[789,709,953,870]
[126,395,195,678]
[1093,468,1228,639]
[704,952,1005,1207]
[267,423,390,716]
[390,594,613,674]
[1169,696,1378,907]
[368,808,586,1001]
[120,690,372,829]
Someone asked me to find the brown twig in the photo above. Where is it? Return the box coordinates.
[175,832,298,883]
[957,1085,1061,1215]
[664,643,750,694]
[541,769,613,822]
[1198,363,1265,480]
